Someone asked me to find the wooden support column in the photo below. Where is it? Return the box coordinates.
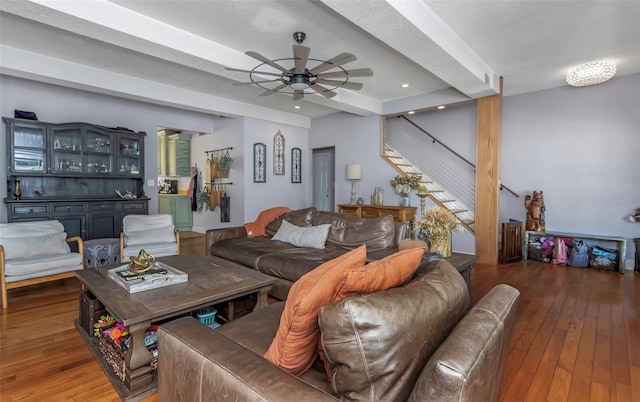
[475,77,503,264]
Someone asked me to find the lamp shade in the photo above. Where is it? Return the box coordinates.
[346,164,361,180]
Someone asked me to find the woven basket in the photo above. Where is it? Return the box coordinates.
[99,330,158,381]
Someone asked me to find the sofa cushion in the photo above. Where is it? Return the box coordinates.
[4,253,83,282]
[211,237,296,269]
[312,212,395,251]
[318,259,470,402]
[272,220,331,249]
[0,232,70,260]
[257,246,348,283]
[121,242,180,259]
[264,245,367,375]
[265,207,316,237]
[0,220,65,237]
[244,206,292,238]
[125,226,176,246]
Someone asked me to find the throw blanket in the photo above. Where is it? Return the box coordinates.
[244,206,292,237]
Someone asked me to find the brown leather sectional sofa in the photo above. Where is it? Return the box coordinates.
[206,207,408,300]
[158,258,520,401]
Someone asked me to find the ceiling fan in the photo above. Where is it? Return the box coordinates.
[226,32,373,100]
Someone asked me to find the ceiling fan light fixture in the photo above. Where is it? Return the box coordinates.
[566,60,616,87]
[289,74,310,90]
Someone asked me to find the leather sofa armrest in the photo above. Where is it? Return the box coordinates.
[409,284,520,402]
[158,317,338,402]
[205,226,247,256]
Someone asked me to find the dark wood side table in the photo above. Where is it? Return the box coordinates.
[415,252,479,300]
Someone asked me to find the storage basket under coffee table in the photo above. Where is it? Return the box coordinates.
[74,254,276,401]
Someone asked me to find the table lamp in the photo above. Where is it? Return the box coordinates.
[346,164,361,204]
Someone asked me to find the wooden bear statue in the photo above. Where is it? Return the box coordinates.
[524,191,546,231]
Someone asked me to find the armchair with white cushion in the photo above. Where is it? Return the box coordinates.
[120,214,180,262]
[0,220,84,309]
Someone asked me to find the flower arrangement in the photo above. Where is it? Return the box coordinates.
[390,174,422,196]
[415,206,463,256]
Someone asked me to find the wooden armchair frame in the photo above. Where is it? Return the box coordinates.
[1,236,84,309]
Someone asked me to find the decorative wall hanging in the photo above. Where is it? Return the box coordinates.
[253,143,266,183]
[273,130,285,175]
[291,147,302,183]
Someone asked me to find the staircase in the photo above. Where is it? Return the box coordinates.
[381,116,476,234]
[382,147,476,234]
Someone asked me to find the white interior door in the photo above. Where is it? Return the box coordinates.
[312,147,335,211]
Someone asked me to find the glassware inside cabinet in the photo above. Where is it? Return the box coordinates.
[53,153,83,173]
[52,128,82,152]
[86,130,111,153]
[13,126,44,148]
[119,138,140,156]
[86,154,112,174]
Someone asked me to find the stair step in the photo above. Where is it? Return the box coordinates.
[463,219,475,226]
[424,190,444,194]
[437,199,456,203]
[450,209,468,214]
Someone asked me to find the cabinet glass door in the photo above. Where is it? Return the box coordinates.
[51,126,84,174]
[12,124,46,173]
[86,129,113,175]
[117,135,142,176]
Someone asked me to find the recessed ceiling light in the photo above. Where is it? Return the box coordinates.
[401,83,409,88]
[408,111,415,115]
[294,105,300,109]
[437,105,445,110]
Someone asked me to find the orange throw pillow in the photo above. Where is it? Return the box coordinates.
[335,247,424,300]
[264,245,367,375]
[243,206,292,237]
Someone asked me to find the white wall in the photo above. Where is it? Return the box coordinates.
[309,114,396,207]
[189,116,244,232]
[243,118,309,221]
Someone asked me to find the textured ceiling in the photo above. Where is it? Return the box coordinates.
[1,0,638,126]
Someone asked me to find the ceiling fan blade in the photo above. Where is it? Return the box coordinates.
[233,79,282,86]
[246,51,290,73]
[310,83,337,99]
[225,67,283,77]
[309,53,357,74]
[315,79,363,90]
[293,45,310,72]
[259,83,289,96]
[316,68,374,79]
[293,90,304,100]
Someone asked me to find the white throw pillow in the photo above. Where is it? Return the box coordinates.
[272,220,331,249]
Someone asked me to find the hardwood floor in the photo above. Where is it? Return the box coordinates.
[0,259,638,401]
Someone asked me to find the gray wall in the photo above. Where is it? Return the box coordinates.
[309,73,640,263]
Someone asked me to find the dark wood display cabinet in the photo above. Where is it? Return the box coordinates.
[4,117,148,240]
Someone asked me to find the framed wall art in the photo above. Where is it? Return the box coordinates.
[253,142,266,183]
[273,130,285,175]
[291,147,302,183]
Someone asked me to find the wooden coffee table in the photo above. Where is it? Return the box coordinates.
[74,253,276,401]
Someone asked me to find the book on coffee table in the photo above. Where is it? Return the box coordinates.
[108,262,188,293]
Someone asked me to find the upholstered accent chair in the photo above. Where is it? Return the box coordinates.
[0,220,84,309]
[119,214,180,262]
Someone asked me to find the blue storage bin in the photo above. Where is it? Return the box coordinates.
[195,307,221,329]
